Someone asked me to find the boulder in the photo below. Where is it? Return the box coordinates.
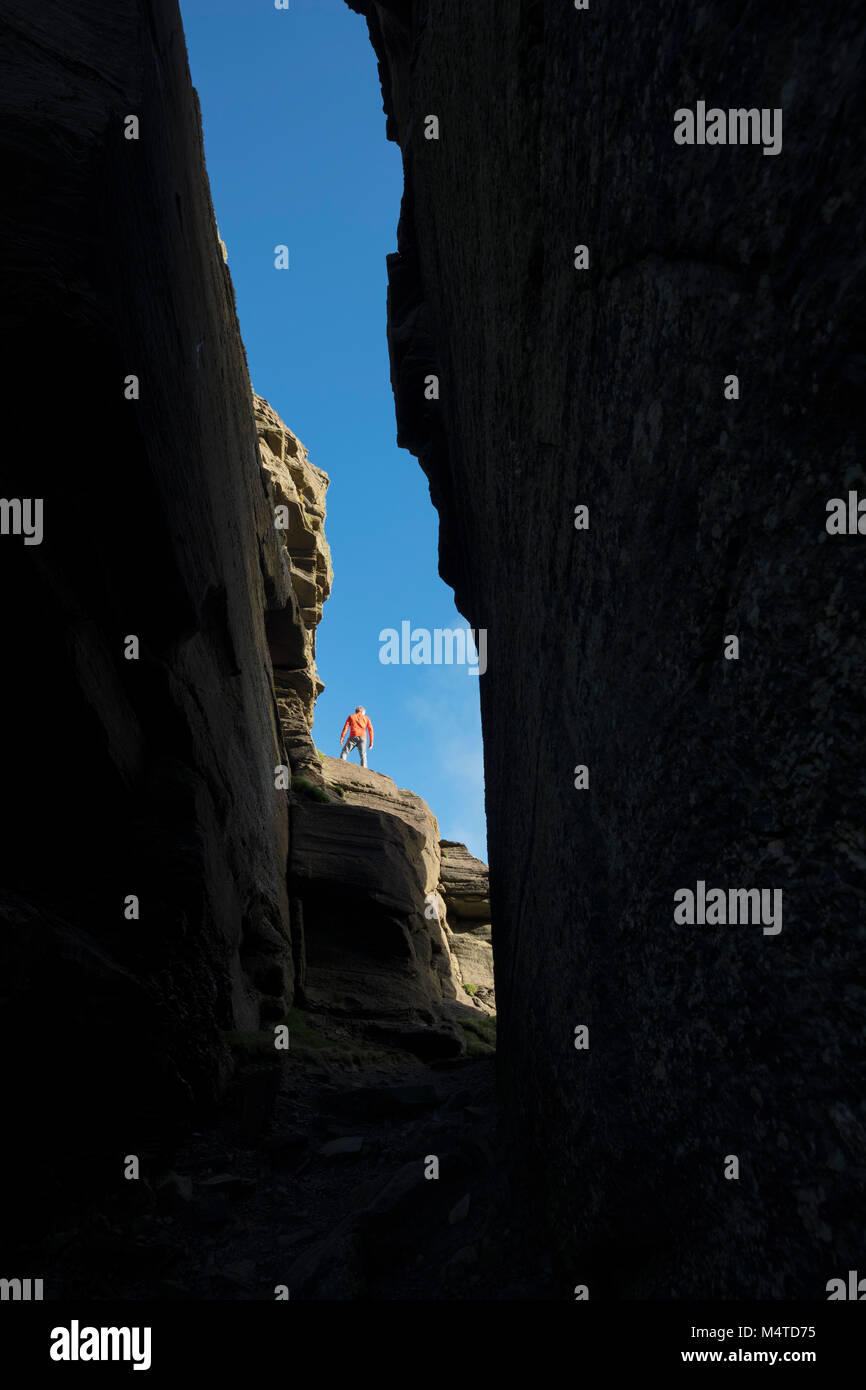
[289,770,464,1021]
[438,841,491,921]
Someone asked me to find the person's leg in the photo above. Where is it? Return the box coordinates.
[340,739,351,760]
[359,735,367,768]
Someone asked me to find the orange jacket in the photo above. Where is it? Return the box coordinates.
[341,712,373,747]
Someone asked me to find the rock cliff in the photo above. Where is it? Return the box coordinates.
[0,0,303,1246]
[348,0,866,1297]
[251,393,489,1049]
[289,757,490,1052]
[254,393,332,734]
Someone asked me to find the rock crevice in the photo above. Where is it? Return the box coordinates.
[0,0,493,1265]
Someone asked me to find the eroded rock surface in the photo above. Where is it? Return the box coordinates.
[289,757,473,1048]
[348,0,866,1297]
[255,393,332,729]
[439,841,495,1008]
[0,0,296,1247]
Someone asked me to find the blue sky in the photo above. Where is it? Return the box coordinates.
[180,0,487,859]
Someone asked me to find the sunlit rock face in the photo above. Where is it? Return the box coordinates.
[348,0,866,1296]
[438,841,494,1012]
[288,756,482,1057]
[255,393,332,729]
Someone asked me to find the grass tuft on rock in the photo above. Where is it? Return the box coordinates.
[457,1014,497,1057]
[292,777,332,803]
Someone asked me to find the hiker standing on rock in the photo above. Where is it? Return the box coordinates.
[339,705,374,768]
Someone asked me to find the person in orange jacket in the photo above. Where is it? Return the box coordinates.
[339,705,374,768]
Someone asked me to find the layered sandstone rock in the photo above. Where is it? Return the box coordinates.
[254,393,332,728]
[438,840,491,922]
[288,756,469,1052]
[438,841,495,1008]
[348,0,866,1297]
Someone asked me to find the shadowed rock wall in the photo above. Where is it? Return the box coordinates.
[348,0,866,1296]
[0,0,295,1239]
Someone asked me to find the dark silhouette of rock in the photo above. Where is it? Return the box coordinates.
[347,0,866,1297]
[0,0,299,1248]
